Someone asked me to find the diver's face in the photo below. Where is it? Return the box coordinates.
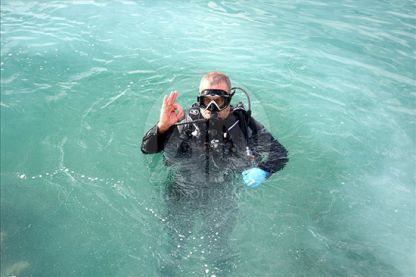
[199,81,231,120]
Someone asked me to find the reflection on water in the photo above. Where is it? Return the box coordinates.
[161,179,239,276]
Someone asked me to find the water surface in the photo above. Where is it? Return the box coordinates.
[1,0,415,276]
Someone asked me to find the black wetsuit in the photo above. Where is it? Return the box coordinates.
[141,104,288,274]
[141,104,288,183]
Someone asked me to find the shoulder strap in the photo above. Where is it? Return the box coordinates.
[176,104,201,136]
[232,102,257,143]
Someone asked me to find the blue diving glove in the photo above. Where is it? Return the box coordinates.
[242,168,270,188]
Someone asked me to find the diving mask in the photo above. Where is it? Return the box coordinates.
[197,89,233,112]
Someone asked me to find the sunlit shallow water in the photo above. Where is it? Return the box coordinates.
[1,0,415,276]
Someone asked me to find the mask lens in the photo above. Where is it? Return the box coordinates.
[203,96,225,108]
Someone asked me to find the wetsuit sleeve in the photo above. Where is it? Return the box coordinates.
[248,118,288,174]
[141,124,173,154]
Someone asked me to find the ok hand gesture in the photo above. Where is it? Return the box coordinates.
[157,91,184,133]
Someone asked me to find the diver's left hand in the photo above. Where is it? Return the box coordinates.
[242,168,270,188]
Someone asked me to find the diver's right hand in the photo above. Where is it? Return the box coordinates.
[157,91,184,134]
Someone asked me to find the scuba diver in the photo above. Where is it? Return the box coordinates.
[141,72,288,275]
[141,72,288,185]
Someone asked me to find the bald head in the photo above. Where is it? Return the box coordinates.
[199,72,231,93]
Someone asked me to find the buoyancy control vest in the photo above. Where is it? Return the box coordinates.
[175,102,257,152]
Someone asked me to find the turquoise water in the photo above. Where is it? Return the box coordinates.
[1,0,415,276]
